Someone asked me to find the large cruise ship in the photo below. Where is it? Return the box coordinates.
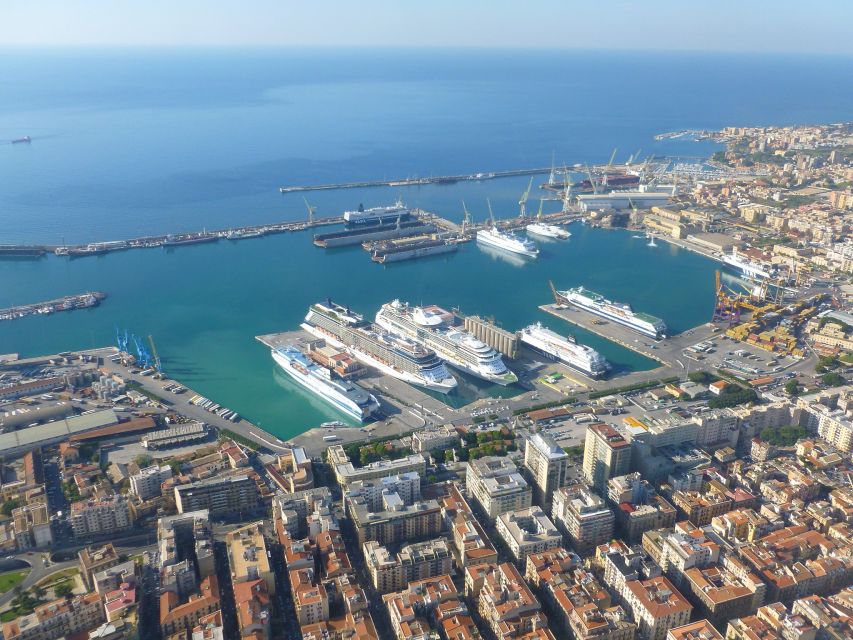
[272,345,380,422]
[476,227,539,258]
[518,323,609,378]
[720,253,774,280]
[343,201,411,226]
[301,300,457,393]
[556,286,667,339]
[375,300,518,385]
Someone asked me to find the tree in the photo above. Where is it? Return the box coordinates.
[1,498,22,516]
[784,380,801,396]
[32,585,45,600]
[134,454,154,468]
[444,450,455,463]
[55,583,73,598]
[822,372,845,387]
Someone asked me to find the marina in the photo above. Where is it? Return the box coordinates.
[0,292,106,322]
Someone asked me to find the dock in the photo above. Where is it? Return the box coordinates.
[313,220,435,248]
[279,167,551,193]
[1,292,106,322]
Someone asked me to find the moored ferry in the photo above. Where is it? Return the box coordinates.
[556,286,667,339]
[343,201,411,226]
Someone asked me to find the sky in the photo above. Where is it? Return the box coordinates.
[2,0,853,54]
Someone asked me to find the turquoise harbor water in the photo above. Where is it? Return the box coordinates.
[2,48,852,437]
[0,225,715,433]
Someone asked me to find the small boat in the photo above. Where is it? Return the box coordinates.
[12,136,31,144]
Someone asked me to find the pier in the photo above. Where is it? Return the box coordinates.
[1,292,106,322]
[278,167,551,193]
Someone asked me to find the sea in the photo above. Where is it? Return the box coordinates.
[1,48,851,437]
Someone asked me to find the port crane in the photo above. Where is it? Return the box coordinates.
[585,165,599,194]
[561,164,572,213]
[148,335,162,373]
[115,327,129,353]
[486,199,498,228]
[461,201,473,232]
[606,148,618,171]
[303,197,316,225]
[518,177,534,218]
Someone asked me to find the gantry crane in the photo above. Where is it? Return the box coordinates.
[518,177,534,218]
[303,197,316,224]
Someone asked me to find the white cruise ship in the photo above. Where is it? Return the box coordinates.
[343,200,411,226]
[526,221,570,239]
[301,300,457,393]
[720,252,774,280]
[477,227,539,258]
[518,323,609,378]
[557,286,667,339]
[272,345,380,421]
[375,300,518,385]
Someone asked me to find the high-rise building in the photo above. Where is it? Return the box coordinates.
[226,521,276,595]
[523,433,569,508]
[466,456,532,520]
[583,424,632,491]
[552,484,615,552]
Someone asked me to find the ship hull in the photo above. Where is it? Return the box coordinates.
[519,333,607,379]
[373,313,517,386]
[272,349,376,421]
[476,230,539,258]
[558,293,663,339]
[301,322,457,394]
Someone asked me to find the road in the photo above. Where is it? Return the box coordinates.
[87,347,292,453]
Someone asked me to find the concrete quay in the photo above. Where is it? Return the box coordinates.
[86,347,292,453]
[538,303,721,385]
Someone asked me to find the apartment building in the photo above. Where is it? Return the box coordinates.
[226,521,276,595]
[70,494,133,538]
[465,562,554,640]
[496,507,562,568]
[466,456,532,520]
[364,538,453,594]
[174,475,260,516]
[523,433,569,508]
[624,576,693,640]
[584,424,632,492]
[552,484,615,552]
[348,492,442,546]
[2,593,104,640]
[129,464,173,500]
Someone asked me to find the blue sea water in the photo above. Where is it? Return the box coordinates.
[1,48,851,436]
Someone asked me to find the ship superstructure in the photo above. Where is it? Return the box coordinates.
[343,201,411,226]
[518,323,609,378]
[375,300,518,385]
[301,300,457,393]
[271,345,380,421]
[556,286,667,339]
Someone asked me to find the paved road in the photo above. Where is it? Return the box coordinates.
[88,347,292,453]
[0,554,77,608]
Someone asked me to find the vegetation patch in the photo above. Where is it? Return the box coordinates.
[0,569,29,593]
[759,425,807,447]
